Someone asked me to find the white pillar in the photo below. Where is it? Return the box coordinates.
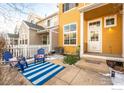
[80,12,84,57]
[49,31,52,52]
[16,47,17,57]
[122,4,124,57]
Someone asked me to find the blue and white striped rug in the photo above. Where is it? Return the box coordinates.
[21,62,65,85]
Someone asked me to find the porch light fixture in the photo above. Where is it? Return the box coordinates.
[108,27,112,32]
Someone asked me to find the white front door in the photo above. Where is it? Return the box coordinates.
[88,19,102,52]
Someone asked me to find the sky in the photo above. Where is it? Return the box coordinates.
[0,3,58,33]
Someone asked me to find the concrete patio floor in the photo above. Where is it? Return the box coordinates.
[44,59,112,85]
[0,56,112,85]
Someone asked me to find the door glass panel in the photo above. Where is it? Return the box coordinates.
[90,31,95,41]
[95,31,99,41]
[96,21,100,26]
[89,21,100,27]
[90,31,99,41]
[89,21,100,42]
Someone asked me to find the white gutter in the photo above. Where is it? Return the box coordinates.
[79,3,108,13]
[36,30,48,34]
[83,54,124,62]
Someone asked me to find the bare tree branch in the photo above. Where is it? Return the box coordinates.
[0,33,6,59]
[0,3,33,23]
[6,3,28,14]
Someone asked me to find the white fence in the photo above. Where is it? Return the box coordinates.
[8,45,50,58]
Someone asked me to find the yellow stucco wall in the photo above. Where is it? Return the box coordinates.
[59,3,122,55]
[84,4,122,55]
[58,3,84,54]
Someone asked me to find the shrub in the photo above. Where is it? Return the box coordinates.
[63,55,79,65]
[76,45,80,60]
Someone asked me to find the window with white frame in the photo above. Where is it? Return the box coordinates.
[64,23,77,45]
[41,35,48,45]
[104,15,117,28]
[47,19,50,27]
[63,3,78,12]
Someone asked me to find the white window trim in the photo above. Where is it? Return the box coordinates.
[41,34,48,45]
[63,22,78,46]
[63,7,76,13]
[46,17,57,28]
[63,4,77,13]
[104,14,117,28]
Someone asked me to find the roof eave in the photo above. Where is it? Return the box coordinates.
[29,27,45,31]
[79,3,108,13]
[46,25,59,29]
[36,12,58,24]
[37,30,48,34]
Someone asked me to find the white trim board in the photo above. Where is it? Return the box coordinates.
[79,3,108,13]
[82,54,124,62]
[122,4,124,57]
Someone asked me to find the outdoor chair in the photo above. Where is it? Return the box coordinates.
[17,55,28,71]
[2,51,13,63]
[34,48,45,63]
[2,51,28,71]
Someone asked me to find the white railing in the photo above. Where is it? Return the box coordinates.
[7,45,50,58]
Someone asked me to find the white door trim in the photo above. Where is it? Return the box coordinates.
[87,18,102,53]
[122,4,124,57]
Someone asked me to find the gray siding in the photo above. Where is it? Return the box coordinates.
[29,30,41,45]
[51,31,58,50]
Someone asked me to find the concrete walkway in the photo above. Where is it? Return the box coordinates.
[0,57,112,85]
[44,59,112,85]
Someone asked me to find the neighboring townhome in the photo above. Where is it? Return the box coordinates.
[36,12,59,52]
[18,20,45,58]
[6,33,19,57]
[18,12,58,58]
[59,3,124,59]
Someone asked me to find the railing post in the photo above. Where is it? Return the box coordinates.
[49,30,52,52]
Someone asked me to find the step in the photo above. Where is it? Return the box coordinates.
[75,59,109,74]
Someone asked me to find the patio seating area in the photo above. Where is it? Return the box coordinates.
[0,54,113,85]
[0,47,114,85]
[1,55,112,85]
[0,48,66,85]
